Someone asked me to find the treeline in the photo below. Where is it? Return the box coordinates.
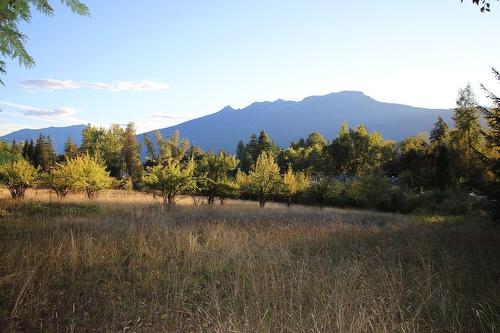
[0,77,499,214]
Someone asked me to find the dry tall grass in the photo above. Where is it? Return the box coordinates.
[0,189,499,332]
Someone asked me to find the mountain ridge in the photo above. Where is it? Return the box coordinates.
[1,91,453,154]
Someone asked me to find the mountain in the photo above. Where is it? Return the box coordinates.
[0,91,453,155]
[137,91,453,154]
[0,124,85,153]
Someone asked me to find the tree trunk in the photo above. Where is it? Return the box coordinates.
[287,196,291,207]
[8,186,26,199]
[259,189,266,207]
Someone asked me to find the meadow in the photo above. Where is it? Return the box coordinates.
[0,190,499,332]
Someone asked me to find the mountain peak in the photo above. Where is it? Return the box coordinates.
[219,105,235,113]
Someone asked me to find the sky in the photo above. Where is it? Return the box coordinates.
[0,0,499,135]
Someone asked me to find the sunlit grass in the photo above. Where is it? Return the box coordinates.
[0,189,498,332]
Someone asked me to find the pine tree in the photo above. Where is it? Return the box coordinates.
[143,134,157,167]
[122,122,143,187]
[430,117,450,144]
[246,133,259,163]
[64,136,79,159]
[479,68,500,177]
[236,140,252,172]
[34,135,56,172]
[453,84,482,181]
[257,130,272,156]
[10,140,22,155]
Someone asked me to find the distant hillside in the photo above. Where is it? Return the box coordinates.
[0,91,453,155]
[0,125,85,153]
[137,91,453,154]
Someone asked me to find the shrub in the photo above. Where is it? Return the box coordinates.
[347,175,392,210]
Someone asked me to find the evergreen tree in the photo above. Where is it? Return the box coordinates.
[143,134,157,167]
[64,135,79,159]
[430,117,450,144]
[246,133,259,163]
[452,84,482,181]
[257,130,272,156]
[236,140,252,172]
[481,67,500,176]
[34,134,56,172]
[10,140,22,155]
[22,140,35,163]
[122,122,142,187]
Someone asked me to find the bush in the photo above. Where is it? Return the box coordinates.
[347,175,392,210]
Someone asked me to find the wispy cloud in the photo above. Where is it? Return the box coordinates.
[150,113,191,120]
[0,101,83,123]
[18,79,169,92]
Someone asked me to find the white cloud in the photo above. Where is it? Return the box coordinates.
[150,113,191,120]
[0,101,83,123]
[23,106,78,118]
[18,79,169,92]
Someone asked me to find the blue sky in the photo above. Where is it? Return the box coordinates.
[0,0,499,135]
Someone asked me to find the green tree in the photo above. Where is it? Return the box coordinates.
[80,124,106,157]
[428,117,455,190]
[22,139,35,162]
[248,151,281,207]
[143,160,196,205]
[326,123,384,176]
[257,130,272,156]
[430,117,450,144]
[80,124,126,178]
[236,140,252,172]
[282,165,309,206]
[64,135,79,159]
[122,122,142,187]
[196,151,238,205]
[143,131,196,205]
[74,155,111,199]
[0,0,90,84]
[347,174,392,210]
[34,134,56,172]
[0,158,37,198]
[306,132,327,148]
[481,68,500,177]
[156,130,189,165]
[44,158,79,198]
[246,133,259,163]
[10,140,22,155]
[143,133,157,167]
[399,133,430,191]
[452,84,482,181]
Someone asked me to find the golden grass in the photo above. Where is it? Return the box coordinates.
[0,190,499,332]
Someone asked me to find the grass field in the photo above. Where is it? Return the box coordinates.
[0,189,499,332]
